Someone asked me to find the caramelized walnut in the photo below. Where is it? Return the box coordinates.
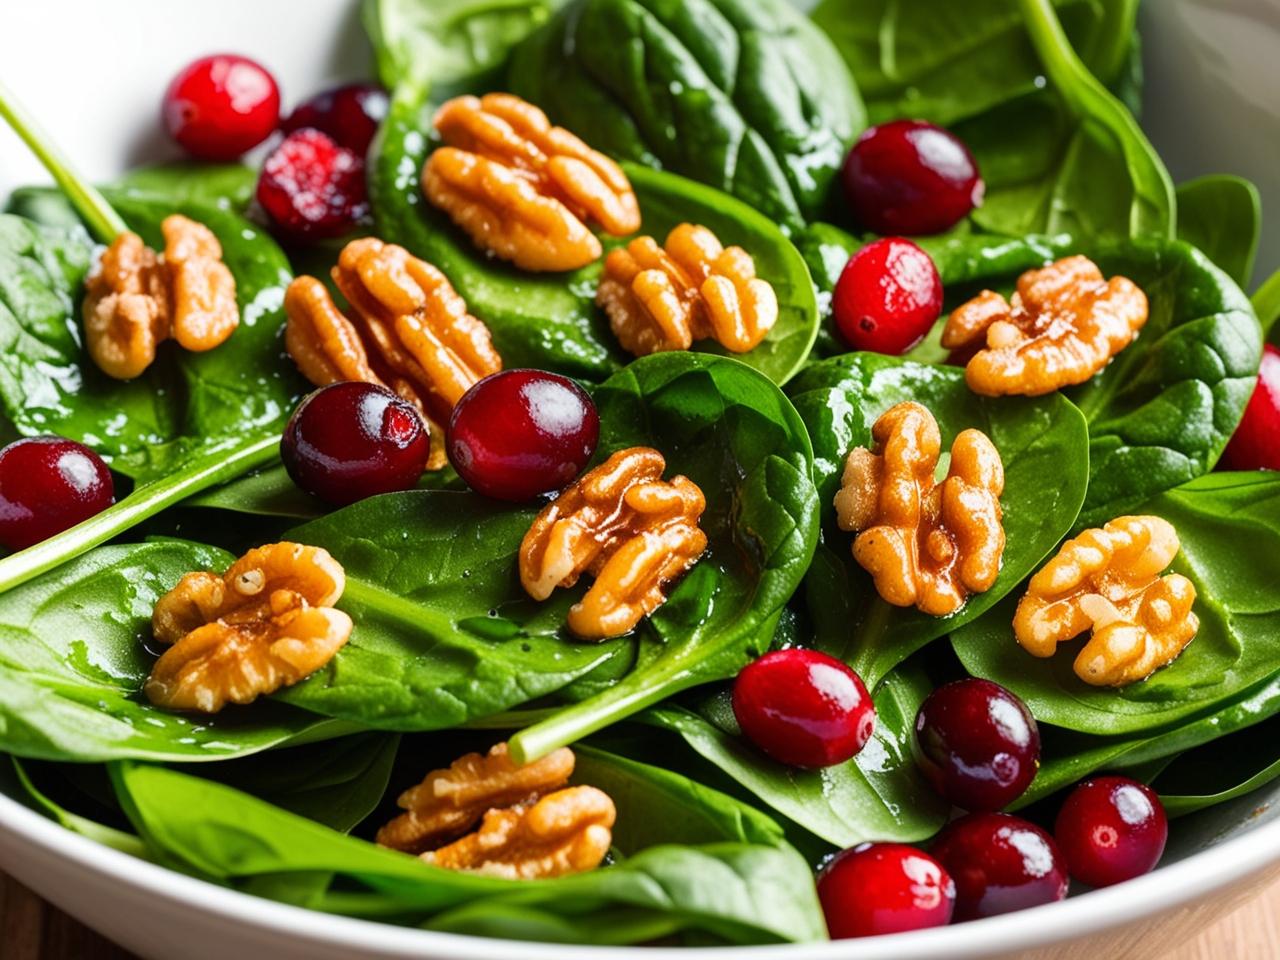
[597,223,778,357]
[145,542,352,712]
[941,255,1147,397]
[519,447,707,640]
[833,402,1005,616]
[422,93,640,272]
[1014,516,1199,687]
[163,215,238,352]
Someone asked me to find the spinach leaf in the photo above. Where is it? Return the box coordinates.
[1152,708,1280,817]
[508,0,863,228]
[1254,267,1280,341]
[8,757,148,857]
[954,472,1280,737]
[1175,175,1261,288]
[787,352,1089,684]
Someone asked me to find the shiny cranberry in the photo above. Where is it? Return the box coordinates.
[1222,344,1280,470]
[1055,776,1167,888]
[257,129,368,240]
[281,382,429,506]
[0,437,114,550]
[914,678,1039,811]
[162,54,280,161]
[833,238,942,354]
[282,83,388,156]
[842,119,984,235]
[447,370,598,501]
[932,813,1068,921]
[732,649,876,768]
[818,842,955,939]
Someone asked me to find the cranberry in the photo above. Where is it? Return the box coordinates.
[257,129,368,240]
[282,83,388,156]
[842,119,984,235]
[280,382,429,506]
[447,370,598,501]
[833,238,942,354]
[1055,776,1167,888]
[1221,344,1280,470]
[914,678,1040,811]
[932,812,1068,921]
[162,54,280,161]
[732,649,876,768]
[0,437,114,550]
[818,842,955,939]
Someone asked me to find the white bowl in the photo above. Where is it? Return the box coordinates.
[2,2,1279,958]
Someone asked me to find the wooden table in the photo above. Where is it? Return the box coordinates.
[2,871,1277,958]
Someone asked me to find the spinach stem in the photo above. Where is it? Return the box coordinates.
[0,435,280,594]
[0,81,127,243]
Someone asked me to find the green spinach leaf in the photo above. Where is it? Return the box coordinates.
[1175,175,1261,288]
[1152,707,1280,817]
[8,757,148,857]
[1254,267,1280,341]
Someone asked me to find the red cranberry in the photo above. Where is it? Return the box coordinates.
[833,238,942,354]
[280,382,429,506]
[282,83,388,156]
[932,813,1068,921]
[0,437,114,550]
[447,370,598,501]
[162,54,280,161]
[1055,776,1167,888]
[818,842,955,939]
[732,649,876,768]
[914,678,1040,811]
[1222,344,1280,470]
[257,129,368,240]
[842,119,984,235]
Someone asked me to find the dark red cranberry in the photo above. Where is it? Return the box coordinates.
[818,842,955,939]
[932,812,1068,921]
[914,678,1040,811]
[842,119,984,235]
[833,237,942,354]
[447,370,598,501]
[162,54,280,161]
[257,129,368,240]
[0,437,114,550]
[732,649,876,768]
[280,382,429,506]
[1055,776,1167,888]
[1222,344,1280,470]
[282,83,389,156]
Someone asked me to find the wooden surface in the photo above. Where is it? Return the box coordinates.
[2,869,1279,958]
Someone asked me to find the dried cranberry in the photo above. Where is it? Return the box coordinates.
[1055,776,1167,888]
[914,678,1040,811]
[0,437,114,550]
[256,129,368,240]
[447,370,599,501]
[162,54,280,161]
[1221,344,1280,470]
[842,119,984,235]
[833,237,943,354]
[732,649,876,768]
[282,83,388,156]
[280,382,429,506]
[932,813,1069,921]
[818,842,955,939]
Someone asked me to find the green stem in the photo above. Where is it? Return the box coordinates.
[0,435,279,594]
[0,81,126,243]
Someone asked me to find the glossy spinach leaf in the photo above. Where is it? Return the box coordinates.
[955,472,1280,738]
[787,352,1089,684]
[1152,707,1280,817]
[508,0,863,228]
[8,757,148,857]
[1254,268,1280,341]
[112,163,258,213]
[1175,175,1261,288]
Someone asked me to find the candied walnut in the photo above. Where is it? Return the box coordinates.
[941,255,1147,397]
[82,215,239,380]
[422,93,640,272]
[597,223,778,357]
[284,237,502,470]
[1013,516,1199,687]
[145,542,352,712]
[519,447,708,640]
[833,402,1005,617]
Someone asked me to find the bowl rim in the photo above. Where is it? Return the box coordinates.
[1,784,1276,958]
